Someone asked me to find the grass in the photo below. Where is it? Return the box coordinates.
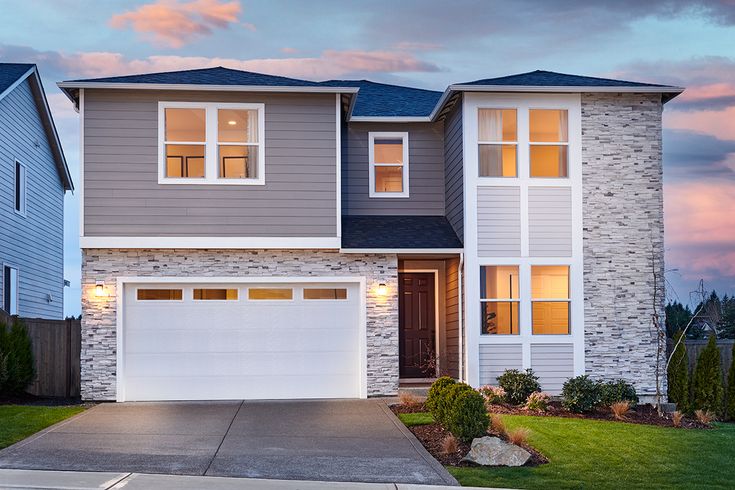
[0,405,85,449]
[400,412,735,489]
[397,411,435,427]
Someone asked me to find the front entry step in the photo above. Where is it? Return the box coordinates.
[398,378,437,397]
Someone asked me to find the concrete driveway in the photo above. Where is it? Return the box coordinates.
[0,400,457,486]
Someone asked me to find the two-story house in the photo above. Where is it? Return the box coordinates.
[1,63,73,319]
[58,67,681,402]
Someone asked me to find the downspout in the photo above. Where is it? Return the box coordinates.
[458,252,465,382]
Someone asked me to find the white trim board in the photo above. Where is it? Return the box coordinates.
[80,236,341,249]
[399,268,442,376]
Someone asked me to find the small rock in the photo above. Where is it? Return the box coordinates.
[461,436,531,467]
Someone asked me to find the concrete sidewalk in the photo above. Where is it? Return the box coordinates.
[0,469,503,489]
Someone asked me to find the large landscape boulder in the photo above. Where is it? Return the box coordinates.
[461,436,531,467]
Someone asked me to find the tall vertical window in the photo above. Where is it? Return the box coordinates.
[478,109,517,177]
[217,109,259,179]
[480,266,519,334]
[14,160,26,215]
[369,132,409,197]
[3,266,18,315]
[529,109,568,177]
[164,108,206,179]
[531,265,570,334]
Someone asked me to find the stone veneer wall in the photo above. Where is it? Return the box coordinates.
[581,93,665,396]
[81,249,398,400]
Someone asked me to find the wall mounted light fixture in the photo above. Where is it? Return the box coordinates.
[377,283,388,296]
[95,281,106,297]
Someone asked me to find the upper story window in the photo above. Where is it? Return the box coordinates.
[159,102,264,185]
[369,132,409,198]
[529,109,568,178]
[478,109,517,177]
[14,160,26,215]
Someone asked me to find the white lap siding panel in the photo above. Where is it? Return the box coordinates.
[530,343,574,395]
[477,186,521,257]
[479,344,522,385]
[528,186,572,257]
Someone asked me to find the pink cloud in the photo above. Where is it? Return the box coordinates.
[665,107,735,141]
[109,0,242,48]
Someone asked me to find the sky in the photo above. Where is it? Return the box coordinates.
[0,0,733,316]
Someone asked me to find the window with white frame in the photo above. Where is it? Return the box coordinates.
[369,132,409,197]
[14,160,26,215]
[480,266,519,335]
[478,109,517,177]
[529,109,568,178]
[3,266,18,315]
[159,102,264,185]
[531,265,570,334]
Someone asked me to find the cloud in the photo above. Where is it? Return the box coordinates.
[663,129,735,180]
[665,107,735,141]
[109,0,242,48]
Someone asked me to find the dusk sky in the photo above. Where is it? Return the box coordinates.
[1,0,733,316]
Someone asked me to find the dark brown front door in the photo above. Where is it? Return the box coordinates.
[399,272,436,378]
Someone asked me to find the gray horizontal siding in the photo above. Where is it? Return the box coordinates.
[444,102,464,240]
[0,79,64,319]
[530,343,574,395]
[528,186,572,257]
[479,344,522,385]
[477,186,521,257]
[445,257,460,378]
[342,122,445,215]
[83,89,337,237]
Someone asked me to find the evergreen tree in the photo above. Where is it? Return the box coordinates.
[691,335,724,414]
[665,302,693,339]
[726,342,735,420]
[720,295,735,339]
[0,319,35,394]
[667,329,689,412]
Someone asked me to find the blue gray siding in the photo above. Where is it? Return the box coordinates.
[530,343,574,394]
[528,186,572,257]
[444,101,464,240]
[477,186,521,257]
[342,122,445,215]
[479,344,522,385]
[0,79,64,319]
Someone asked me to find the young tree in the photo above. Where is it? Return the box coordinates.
[667,329,689,412]
[691,335,724,414]
[726,342,735,421]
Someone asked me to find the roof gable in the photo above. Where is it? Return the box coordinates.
[0,63,35,98]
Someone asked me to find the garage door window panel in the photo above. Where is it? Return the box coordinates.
[193,288,238,300]
[137,289,183,301]
[304,288,348,300]
[248,288,293,300]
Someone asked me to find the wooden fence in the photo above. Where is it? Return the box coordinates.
[0,309,81,398]
[669,338,734,382]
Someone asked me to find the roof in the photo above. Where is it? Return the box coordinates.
[319,80,442,118]
[341,216,463,250]
[0,63,74,191]
[458,70,674,88]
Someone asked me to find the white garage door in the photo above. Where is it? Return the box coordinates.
[120,281,363,401]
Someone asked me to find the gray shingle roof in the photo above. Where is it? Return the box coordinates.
[342,216,463,249]
[0,63,34,95]
[458,70,672,88]
[319,80,442,117]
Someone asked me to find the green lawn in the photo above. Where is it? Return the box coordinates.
[0,405,85,449]
[403,412,735,489]
[398,412,435,427]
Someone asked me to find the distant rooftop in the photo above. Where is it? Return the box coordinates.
[0,63,35,95]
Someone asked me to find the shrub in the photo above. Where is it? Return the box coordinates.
[0,319,35,394]
[441,434,459,455]
[695,409,715,424]
[600,379,639,408]
[561,375,602,413]
[445,386,489,443]
[611,401,630,420]
[497,369,541,405]
[525,391,550,411]
[426,376,456,417]
[691,335,724,414]
[506,427,531,446]
[398,391,421,407]
[667,329,690,412]
[726,342,735,421]
[671,410,684,428]
[478,385,506,405]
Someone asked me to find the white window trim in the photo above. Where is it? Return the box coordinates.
[158,101,266,186]
[368,131,409,198]
[14,160,26,216]
[2,264,19,315]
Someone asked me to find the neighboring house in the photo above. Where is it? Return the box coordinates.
[0,63,73,320]
[57,67,682,402]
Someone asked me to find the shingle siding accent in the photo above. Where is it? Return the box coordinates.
[81,249,398,400]
[581,93,664,396]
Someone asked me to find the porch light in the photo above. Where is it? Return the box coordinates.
[95,281,106,297]
[377,283,388,296]
[228,120,237,125]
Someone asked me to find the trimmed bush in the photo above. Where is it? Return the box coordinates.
[497,369,541,405]
[426,376,456,420]
[726,342,735,421]
[667,329,690,412]
[477,385,505,404]
[0,319,35,394]
[691,335,724,414]
[600,379,639,408]
[562,375,602,413]
[525,391,550,411]
[446,387,489,443]
[437,383,476,426]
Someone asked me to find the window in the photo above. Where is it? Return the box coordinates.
[137,289,183,301]
[480,266,519,334]
[14,160,26,215]
[369,132,409,197]
[159,102,264,185]
[3,266,18,315]
[529,109,568,177]
[248,288,293,300]
[478,109,517,177]
[193,288,238,300]
[531,266,570,334]
[304,288,347,300]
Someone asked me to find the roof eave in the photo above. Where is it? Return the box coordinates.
[449,83,684,97]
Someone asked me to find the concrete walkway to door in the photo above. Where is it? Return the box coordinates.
[0,400,457,486]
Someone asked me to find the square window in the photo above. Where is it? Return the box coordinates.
[478,109,517,178]
[530,109,569,178]
[165,108,205,142]
[479,109,516,142]
[374,166,403,193]
[530,109,568,142]
[218,109,258,143]
[530,145,568,177]
[479,144,517,177]
[165,144,205,178]
[219,146,258,179]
